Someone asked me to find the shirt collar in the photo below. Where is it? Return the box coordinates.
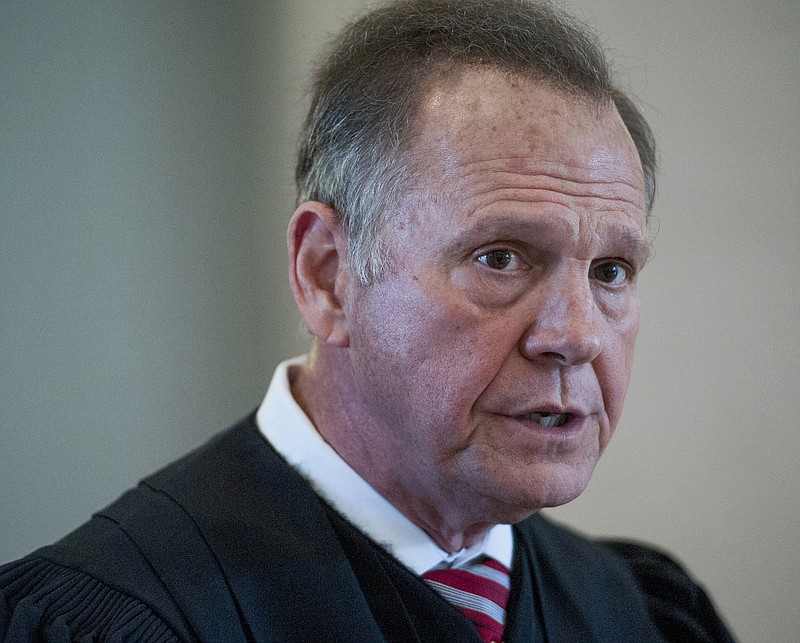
[256,356,513,574]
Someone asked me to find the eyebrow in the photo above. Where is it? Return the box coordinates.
[611,227,654,266]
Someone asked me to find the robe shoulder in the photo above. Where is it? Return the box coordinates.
[601,539,736,642]
[515,514,736,642]
[0,470,205,642]
[0,553,182,642]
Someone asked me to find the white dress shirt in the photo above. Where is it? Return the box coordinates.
[256,356,513,575]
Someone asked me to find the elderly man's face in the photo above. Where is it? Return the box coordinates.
[342,68,649,528]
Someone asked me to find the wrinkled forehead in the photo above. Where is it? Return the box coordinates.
[402,67,644,205]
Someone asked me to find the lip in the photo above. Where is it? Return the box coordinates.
[496,411,592,440]
[512,402,591,417]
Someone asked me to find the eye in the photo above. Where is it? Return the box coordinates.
[592,261,629,285]
[476,249,522,271]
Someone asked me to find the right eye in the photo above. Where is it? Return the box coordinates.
[476,249,522,271]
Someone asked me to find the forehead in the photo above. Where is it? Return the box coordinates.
[391,67,648,257]
[408,66,645,203]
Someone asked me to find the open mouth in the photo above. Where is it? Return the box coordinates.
[523,412,570,428]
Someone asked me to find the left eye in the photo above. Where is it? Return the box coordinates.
[477,249,520,270]
[592,261,629,285]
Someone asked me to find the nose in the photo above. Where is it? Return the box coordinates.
[518,269,603,366]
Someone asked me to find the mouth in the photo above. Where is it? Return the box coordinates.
[522,412,570,428]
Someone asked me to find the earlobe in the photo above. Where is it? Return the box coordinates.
[288,202,351,347]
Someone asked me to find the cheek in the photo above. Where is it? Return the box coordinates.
[350,281,452,362]
[599,309,640,429]
[348,279,511,411]
[352,276,489,360]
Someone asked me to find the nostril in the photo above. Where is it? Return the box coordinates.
[540,351,567,362]
[519,324,603,366]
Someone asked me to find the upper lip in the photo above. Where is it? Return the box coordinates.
[507,402,590,418]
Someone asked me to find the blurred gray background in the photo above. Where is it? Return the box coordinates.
[2,2,798,641]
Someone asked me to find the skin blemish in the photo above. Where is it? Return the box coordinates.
[507,156,530,173]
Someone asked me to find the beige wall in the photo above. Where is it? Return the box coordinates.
[3,2,798,641]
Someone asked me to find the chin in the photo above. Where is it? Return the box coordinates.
[485,462,597,520]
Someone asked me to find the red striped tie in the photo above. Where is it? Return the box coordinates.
[423,557,511,643]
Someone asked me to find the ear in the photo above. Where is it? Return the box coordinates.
[288,201,351,347]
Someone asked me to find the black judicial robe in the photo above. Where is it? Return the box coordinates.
[0,415,735,642]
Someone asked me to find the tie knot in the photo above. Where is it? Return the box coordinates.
[423,557,511,643]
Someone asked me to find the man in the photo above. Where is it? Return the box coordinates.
[1,0,734,641]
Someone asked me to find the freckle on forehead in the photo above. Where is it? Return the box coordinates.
[506,156,529,173]
[411,66,645,209]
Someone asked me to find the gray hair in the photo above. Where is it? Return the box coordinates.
[296,0,657,283]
